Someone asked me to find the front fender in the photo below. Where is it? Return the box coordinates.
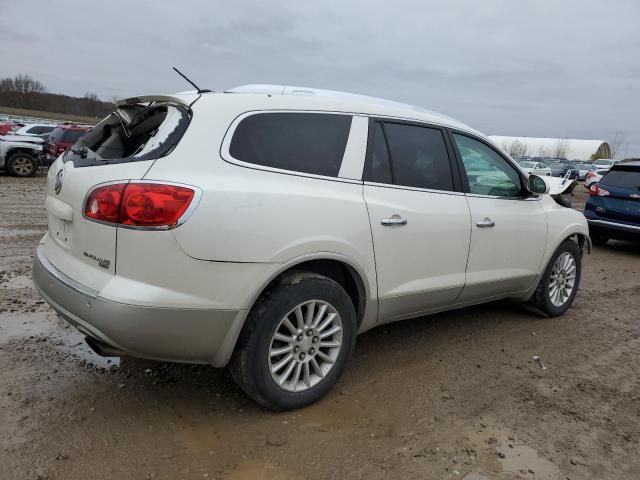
[540,195,590,266]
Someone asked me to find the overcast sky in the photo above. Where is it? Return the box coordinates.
[2,0,639,156]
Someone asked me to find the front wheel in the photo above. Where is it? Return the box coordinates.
[529,240,581,316]
[230,272,357,411]
[7,152,38,177]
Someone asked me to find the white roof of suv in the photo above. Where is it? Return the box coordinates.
[223,84,480,136]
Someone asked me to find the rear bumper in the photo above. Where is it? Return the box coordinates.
[587,219,640,239]
[33,244,245,366]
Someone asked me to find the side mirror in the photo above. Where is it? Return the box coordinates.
[528,174,549,194]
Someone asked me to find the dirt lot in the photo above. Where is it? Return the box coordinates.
[1,173,639,480]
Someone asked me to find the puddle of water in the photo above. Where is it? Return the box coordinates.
[0,310,119,368]
[496,444,559,479]
[226,462,294,480]
[175,424,221,453]
[462,473,490,480]
[0,311,52,342]
[460,422,559,479]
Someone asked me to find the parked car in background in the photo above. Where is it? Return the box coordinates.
[33,86,591,411]
[547,161,567,177]
[584,170,603,188]
[0,121,25,135]
[517,160,552,176]
[592,159,621,172]
[512,156,531,163]
[0,134,46,176]
[559,162,579,179]
[45,124,91,160]
[585,162,640,245]
[12,123,57,137]
[574,163,595,181]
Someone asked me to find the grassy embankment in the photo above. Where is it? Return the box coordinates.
[0,106,99,124]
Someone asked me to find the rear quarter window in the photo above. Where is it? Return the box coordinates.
[229,112,352,177]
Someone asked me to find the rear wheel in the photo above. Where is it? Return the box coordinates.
[529,239,581,316]
[7,152,38,177]
[230,272,356,411]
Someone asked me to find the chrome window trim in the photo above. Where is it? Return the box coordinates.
[588,219,640,232]
[465,192,541,201]
[220,109,360,182]
[363,180,465,197]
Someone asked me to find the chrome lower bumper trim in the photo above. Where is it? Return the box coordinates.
[588,219,640,232]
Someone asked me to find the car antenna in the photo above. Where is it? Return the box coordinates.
[172,66,211,93]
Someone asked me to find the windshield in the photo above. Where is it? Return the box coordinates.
[519,162,535,168]
[64,102,191,167]
[594,159,612,166]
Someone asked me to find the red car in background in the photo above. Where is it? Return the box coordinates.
[0,122,25,136]
[46,124,91,159]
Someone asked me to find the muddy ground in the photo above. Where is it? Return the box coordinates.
[1,173,639,480]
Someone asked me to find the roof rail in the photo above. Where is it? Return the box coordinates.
[226,84,428,113]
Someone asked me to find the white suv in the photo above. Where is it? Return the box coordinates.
[33,86,590,410]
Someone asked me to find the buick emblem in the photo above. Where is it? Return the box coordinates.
[54,169,64,194]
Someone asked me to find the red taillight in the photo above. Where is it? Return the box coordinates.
[84,182,195,228]
[588,184,609,197]
[586,172,595,180]
[120,183,195,227]
[85,184,126,223]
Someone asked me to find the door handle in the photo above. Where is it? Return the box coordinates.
[476,217,495,228]
[381,214,407,226]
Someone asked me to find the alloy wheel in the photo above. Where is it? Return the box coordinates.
[268,300,343,392]
[549,252,577,307]
[13,157,35,176]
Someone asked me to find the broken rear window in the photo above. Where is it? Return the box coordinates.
[64,103,191,167]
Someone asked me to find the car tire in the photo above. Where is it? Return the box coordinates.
[6,152,38,177]
[590,233,608,246]
[229,272,357,411]
[529,239,582,317]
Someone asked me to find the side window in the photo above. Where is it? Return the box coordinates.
[453,134,522,197]
[383,123,454,191]
[31,126,52,134]
[229,112,352,177]
[368,122,392,184]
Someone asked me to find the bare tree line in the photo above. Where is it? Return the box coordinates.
[537,138,571,159]
[608,132,624,159]
[501,138,572,159]
[0,74,113,118]
[501,139,529,157]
